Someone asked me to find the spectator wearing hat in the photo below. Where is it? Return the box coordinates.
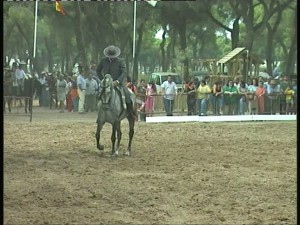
[96,45,135,119]
[76,65,87,114]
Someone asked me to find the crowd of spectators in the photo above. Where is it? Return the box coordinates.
[3,62,100,114]
[3,63,297,118]
[182,74,297,116]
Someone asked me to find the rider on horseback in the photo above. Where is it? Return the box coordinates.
[96,45,135,119]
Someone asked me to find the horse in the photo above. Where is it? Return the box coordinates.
[95,74,135,157]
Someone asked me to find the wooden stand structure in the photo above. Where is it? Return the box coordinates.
[191,47,264,84]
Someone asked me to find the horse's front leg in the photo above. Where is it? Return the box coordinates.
[111,124,117,156]
[115,121,122,156]
[95,122,104,151]
[125,117,135,156]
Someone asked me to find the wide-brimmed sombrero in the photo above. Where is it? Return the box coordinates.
[103,45,121,58]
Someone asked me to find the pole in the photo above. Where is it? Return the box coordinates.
[33,0,38,59]
[30,0,38,122]
[132,0,137,82]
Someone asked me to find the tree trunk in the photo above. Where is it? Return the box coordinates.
[231,17,240,49]
[74,3,89,71]
[160,29,167,72]
[133,20,146,82]
[284,8,297,76]
[177,20,189,82]
[265,9,283,76]
[45,37,53,73]
[285,29,297,75]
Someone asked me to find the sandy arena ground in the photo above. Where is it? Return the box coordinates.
[4,107,297,224]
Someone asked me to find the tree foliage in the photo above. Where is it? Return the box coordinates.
[3,1,297,77]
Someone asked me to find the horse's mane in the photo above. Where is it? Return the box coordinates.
[102,74,113,88]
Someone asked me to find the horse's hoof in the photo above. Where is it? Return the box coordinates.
[95,149,103,154]
[124,151,131,156]
[97,144,104,150]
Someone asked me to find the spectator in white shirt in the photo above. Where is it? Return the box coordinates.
[161,75,177,116]
[76,66,87,114]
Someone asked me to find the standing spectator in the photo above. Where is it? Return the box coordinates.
[255,81,265,114]
[48,73,58,109]
[263,77,272,114]
[136,79,147,121]
[90,63,100,110]
[204,76,214,114]
[266,79,281,114]
[85,74,98,112]
[65,77,73,112]
[11,62,19,99]
[161,75,178,116]
[291,79,297,114]
[247,78,258,115]
[212,80,223,116]
[279,74,290,114]
[223,80,238,115]
[126,76,137,95]
[38,72,48,107]
[237,80,248,115]
[56,75,67,113]
[76,65,86,114]
[195,80,211,116]
[15,62,26,95]
[184,77,196,115]
[144,80,157,117]
[284,84,294,114]
[90,63,100,84]
[70,79,79,112]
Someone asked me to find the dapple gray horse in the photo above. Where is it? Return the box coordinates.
[96,74,135,156]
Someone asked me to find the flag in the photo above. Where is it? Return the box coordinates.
[55,0,65,16]
[147,0,157,7]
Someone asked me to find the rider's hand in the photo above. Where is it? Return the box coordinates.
[113,80,119,86]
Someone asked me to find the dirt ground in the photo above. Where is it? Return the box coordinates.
[4,107,297,225]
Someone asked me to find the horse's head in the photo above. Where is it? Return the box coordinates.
[99,74,113,104]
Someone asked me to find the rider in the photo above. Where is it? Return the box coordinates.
[96,45,135,118]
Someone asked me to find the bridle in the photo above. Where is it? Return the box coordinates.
[99,74,113,104]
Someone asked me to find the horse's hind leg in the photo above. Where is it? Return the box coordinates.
[125,117,135,156]
[95,122,104,151]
